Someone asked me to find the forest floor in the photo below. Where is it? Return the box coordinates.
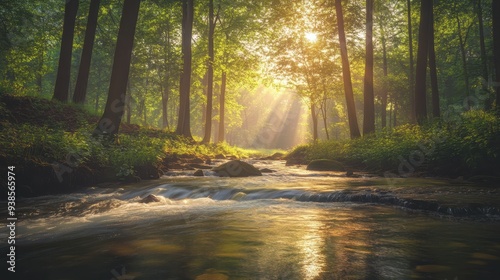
[0,94,281,197]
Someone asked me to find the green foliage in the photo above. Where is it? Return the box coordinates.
[0,95,249,180]
[293,110,500,176]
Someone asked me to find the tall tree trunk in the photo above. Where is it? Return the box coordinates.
[320,81,330,140]
[218,71,226,143]
[162,83,170,129]
[162,19,172,130]
[53,0,79,102]
[176,0,194,140]
[363,0,375,135]
[73,0,100,104]
[335,0,361,138]
[311,104,319,141]
[407,0,416,123]
[93,0,141,140]
[494,0,500,111]
[393,98,397,127]
[476,0,491,109]
[381,23,388,128]
[428,3,440,118]
[414,0,431,124]
[456,14,471,102]
[477,0,488,82]
[202,0,216,143]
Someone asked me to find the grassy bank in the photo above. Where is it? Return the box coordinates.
[288,110,500,178]
[0,94,250,196]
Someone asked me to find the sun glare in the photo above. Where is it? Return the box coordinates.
[305,32,317,43]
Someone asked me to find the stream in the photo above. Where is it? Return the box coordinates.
[2,160,500,279]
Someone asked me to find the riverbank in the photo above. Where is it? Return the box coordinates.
[0,94,266,197]
[287,110,500,180]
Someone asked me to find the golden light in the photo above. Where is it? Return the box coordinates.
[305,32,317,43]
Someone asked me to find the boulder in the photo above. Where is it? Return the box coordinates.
[306,159,345,171]
[193,169,204,176]
[212,160,262,177]
[141,194,160,203]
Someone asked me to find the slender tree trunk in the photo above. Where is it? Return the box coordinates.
[73,0,100,104]
[203,0,216,144]
[162,20,172,130]
[218,71,226,143]
[477,0,488,82]
[393,98,397,127]
[335,0,361,138]
[53,0,79,102]
[381,24,388,128]
[428,3,440,118]
[311,104,318,141]
[176,0,194,140]
[457,14,471,101]
[93,0,141,140]
[321,105,329,140]
[162,83,170,129]
[414,0,431,124]
[320,81,330,140]
[494,0,500,111]
[363,0,375,135]
[407,0,416,123]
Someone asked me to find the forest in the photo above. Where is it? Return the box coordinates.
[1,1,500,279]
[0,0,499,190]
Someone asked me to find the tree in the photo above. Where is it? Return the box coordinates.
[363,0,375,135]
[218,71,226,142]
[455,4,472,102]
[407,0,416,123]
[494,0,500,111]
[93,0,141,140]
[73,0,101,104]
[335,0,361,138]
[428,4,439,118]
[52,0,79,102]
[176,0,194,140]
[414,0,431,124]
[202,0,218,143]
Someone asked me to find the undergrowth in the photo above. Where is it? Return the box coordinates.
[290,110,500,176]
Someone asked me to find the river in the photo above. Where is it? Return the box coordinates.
[2,160,500,279]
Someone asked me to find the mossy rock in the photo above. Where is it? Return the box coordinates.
[212,160,262,177]
[306,159,345,171]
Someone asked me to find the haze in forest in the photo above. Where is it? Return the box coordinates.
[1,0,499,149]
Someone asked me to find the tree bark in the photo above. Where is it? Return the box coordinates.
[407,0,416,123]
[73,0,100,104]
[335,0,361,138]
[202,0,216,143]
[176,0,194,140]
[93,0,141,140]
[363,0,375,135]
[476,0,488,83]
[494,0,500,111]
[311,104,318,141]
[428,3,440,118]
[414,0,431,124]
[53,0,79,102]
[457,14,471,102]
[218,71,226,143]
[476,0,491,109]
[381,23,388,128]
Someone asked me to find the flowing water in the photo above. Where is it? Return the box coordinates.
[2,160,500,279]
